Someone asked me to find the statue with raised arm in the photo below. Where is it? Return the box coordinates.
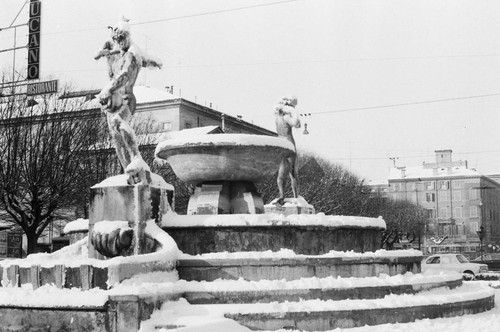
[274,95,301,205]
[94,17,162,185]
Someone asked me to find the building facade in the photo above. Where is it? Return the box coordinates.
[388,149,500,257]
[62,86,276,136]
[1,85,277,253]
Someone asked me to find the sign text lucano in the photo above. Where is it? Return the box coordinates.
[28,0,41,80]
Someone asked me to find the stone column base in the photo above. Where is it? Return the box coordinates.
[265,197,315,215]
[88,172,174,259]
[187,181,264,215]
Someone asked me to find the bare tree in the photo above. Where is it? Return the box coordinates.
[258,151,371,215]
[0,85,103,254]
[257,151,428,250]
[363,195,428,249]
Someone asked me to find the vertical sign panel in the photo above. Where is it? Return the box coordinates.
[6,232,23,258]
[0,233,7,258]
[28,0,41,80]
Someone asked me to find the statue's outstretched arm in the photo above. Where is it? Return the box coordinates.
[94,40,115,60]
[142,54,162,69]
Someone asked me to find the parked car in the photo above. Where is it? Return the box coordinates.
[472,253,500,271]
[421,253,488,280]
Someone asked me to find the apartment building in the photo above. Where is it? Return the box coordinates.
[388,149,500,256]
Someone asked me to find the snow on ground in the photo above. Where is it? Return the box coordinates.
[140,281,500,332]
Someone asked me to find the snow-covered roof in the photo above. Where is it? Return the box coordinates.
[81,85,177,109]
[388,165,481,181]
[134,85,178,104]
[157,126,222,141]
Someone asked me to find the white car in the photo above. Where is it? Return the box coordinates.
[422,253,488,279]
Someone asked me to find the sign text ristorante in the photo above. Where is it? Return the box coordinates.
[26,79,58,96]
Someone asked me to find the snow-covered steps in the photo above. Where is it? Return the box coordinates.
[215,282,495,331]
[180,273,462,304]
[177,249,422,281]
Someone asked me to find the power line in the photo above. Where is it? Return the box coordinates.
[8,0,29,28]
[40,0,301,36]
[131,0,301,26]
[312,93,500,116]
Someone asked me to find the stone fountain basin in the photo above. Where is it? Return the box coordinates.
[155,134,295,184]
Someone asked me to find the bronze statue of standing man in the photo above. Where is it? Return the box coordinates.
[95,18,162,184]
[275,95,301,205]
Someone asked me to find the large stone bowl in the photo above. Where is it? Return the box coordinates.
[155,134,295,184]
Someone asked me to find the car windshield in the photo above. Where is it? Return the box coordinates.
[456,254,469,263]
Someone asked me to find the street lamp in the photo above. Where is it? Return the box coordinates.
[476,225,485,262]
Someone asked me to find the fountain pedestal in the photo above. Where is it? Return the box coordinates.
[155,134,298,215]
[187,181,264,215]
[88,172,174,259]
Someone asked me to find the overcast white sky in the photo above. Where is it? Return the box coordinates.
[2,0,500,182]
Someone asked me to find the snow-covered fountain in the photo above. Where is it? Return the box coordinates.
[0,21,495,332]
[150,132,495,331]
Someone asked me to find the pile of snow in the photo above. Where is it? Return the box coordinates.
[0,284,108,308]
[172,271,459,293]
[63,218,89,234]
[0,221,179,270]
[179,248,422,260]
[92,220,131,235]
[162,212,386,229]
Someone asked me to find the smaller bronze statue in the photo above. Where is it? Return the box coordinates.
[94,17,162,185]
[275,95,301,205]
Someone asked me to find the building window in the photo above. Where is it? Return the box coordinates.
[427,209,436,218]
[469,221,479,233]
[185,121,192,129]
[470,206,478,218]
[425,181,435,190]
[438,191,449,202]
[453,180,463,189]
[426,193,435,202]
[440,181,449,190]
[439,207,449,218]
[470,188,478,200]
[163,122,173,131]
[454,207,463,218]
[453,190,461,201]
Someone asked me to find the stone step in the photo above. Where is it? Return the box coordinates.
[181,274,462,304]
[200,282,495,331]
[177,251,422,281]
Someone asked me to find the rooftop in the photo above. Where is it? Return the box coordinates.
[388,165,481,181]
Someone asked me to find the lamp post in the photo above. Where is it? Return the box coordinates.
[476,226,485,262]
